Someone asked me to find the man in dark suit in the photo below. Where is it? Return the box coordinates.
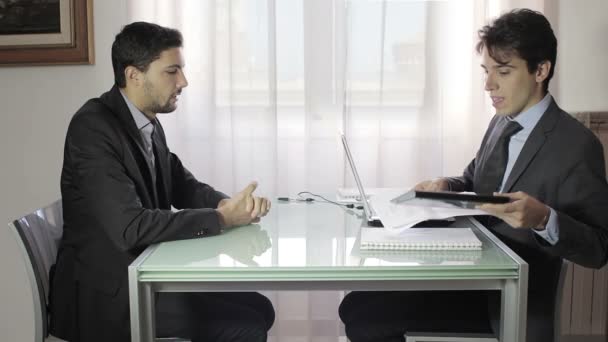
[50,22,275,342]
[339,9,608,342]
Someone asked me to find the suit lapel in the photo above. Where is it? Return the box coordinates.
[502,100,560,192]
[100,86,159,205]
[101,86,148,153]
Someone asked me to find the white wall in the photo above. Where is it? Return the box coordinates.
[555,0,608,112]
[0,0,127,340]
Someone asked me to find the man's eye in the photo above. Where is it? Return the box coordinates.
[498,70,510,76]
[167,70,178,74]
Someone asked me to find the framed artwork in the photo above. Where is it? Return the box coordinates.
[0,0,94,66]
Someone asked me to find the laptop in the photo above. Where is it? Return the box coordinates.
[340,134,383,227]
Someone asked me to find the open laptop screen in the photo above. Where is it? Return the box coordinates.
[340,134,382,226]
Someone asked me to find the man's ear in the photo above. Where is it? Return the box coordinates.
[536,60,551,84]
[124,66,142,87]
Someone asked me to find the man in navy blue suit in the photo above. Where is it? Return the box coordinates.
[340,9,608,342]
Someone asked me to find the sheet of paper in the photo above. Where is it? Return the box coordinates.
[370,188,487,234]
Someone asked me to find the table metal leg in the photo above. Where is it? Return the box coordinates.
[500,277,528,342]
[129,266,142,342]
[129,245,160,341]
[129,274,156,341]
[141,282,156,341]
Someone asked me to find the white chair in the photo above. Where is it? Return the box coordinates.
[406,261,568,342]
[8,200,65,342]
[8,200,190,342]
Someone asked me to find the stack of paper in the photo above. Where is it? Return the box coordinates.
[369,188,486,233]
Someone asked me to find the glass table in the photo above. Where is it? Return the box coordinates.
[129,200,527,341]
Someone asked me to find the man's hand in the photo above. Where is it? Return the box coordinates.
[216,181,271,228]
[414,178,450,192]
[477,191,550,230]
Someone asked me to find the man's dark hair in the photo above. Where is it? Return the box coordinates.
[476,9,557,93]
[112,22,183,88]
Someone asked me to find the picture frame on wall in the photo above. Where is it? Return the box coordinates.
[0,0,94,66]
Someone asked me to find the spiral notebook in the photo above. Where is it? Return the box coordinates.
[360,227,482,251]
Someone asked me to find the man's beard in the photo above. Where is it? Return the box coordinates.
[148,100,176,114]
[143,80,178,114]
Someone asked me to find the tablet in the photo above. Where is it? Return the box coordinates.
[390,190,510,209]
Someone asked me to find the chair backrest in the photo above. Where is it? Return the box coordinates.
[8,200,63,342]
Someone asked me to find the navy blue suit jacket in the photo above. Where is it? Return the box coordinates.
[50,86,228,341]
[447,100,608,339]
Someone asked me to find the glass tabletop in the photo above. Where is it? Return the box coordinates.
[136,200,521,282]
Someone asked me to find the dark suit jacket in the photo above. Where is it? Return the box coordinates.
[50,86,228,341]
[446,99,608,340]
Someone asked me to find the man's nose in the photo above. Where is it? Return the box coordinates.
[178,70,188,89]
[484,73,497,91]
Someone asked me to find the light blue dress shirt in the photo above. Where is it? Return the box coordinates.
[501,93,559,244]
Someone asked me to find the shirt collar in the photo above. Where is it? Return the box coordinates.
[119,89,154,131]
[509,92,552,131]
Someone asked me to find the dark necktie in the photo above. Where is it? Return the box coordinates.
[476,119,523,194]
[141,121,156,186]
[151,120,167,207]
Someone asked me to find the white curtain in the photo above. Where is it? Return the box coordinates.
[126,0,545,198]
[127,0,547,338]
